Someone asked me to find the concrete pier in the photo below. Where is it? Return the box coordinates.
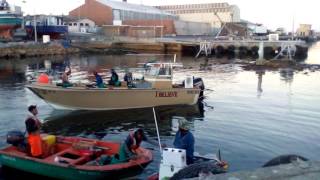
[189,161,320,180]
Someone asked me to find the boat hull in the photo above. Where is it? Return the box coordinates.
[0,135,152,179]
[25,25,68,39]
[0,17,22,27]
[0,154,148,179]
[27,84,201,110]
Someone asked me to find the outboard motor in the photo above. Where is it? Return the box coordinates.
[7,131,26,148]
[193,77,205,100]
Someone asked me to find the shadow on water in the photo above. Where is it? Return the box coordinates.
[0,166,56,180]
[42,104,205,138]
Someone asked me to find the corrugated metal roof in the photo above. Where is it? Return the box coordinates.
[96,0,173,16]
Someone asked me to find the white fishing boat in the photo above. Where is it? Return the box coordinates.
[26,63,204,110]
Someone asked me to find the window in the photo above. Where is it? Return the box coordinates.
[85,23,89,26]
[113,9,121,21]
[69,23,72,26]
[80,23,84,26]
[73,23,77,26]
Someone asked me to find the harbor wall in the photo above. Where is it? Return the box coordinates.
[0,43,79,58]
[0,38,310,61]
[188,161,320,180]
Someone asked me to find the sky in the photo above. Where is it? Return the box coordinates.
[8,0,320,31]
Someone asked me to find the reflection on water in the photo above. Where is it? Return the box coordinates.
[42,105,203,137]
[256,70,265,98]
[0,45,320,179]
[306,42,320,64]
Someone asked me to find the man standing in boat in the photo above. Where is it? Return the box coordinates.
[25,105,43,157]
[61,67,72,87]
[173,119,195,165]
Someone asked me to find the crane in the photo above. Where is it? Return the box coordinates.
[213,11,233,38]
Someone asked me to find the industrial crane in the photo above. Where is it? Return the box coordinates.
[213,11,234,38]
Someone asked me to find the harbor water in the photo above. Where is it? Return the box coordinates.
[0,42,320,179]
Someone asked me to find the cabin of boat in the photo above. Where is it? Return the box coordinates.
[26,63,203,110]
[0,135,152,179]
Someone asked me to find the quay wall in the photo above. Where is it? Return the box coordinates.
[188,161,320,180]
[0,43,80,59]
[0,38,310,61]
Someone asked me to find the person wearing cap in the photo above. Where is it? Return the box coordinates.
[173,119,195,165]
[25,105,43,157]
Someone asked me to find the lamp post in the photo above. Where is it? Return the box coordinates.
[78,0,81,32]
[34,14,37,42]
[22,0,37,42]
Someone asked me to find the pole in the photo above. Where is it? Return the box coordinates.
[33,15,37,42]
[152,107,162,152]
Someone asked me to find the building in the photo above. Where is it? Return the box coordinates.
[156,3,240,28]
[297,24,312,37]
[69,0,213,36]
[64,17,96,33]
[69,0,176,26]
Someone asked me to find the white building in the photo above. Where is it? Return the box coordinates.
[156,3,240,28]
[64,18,96,33]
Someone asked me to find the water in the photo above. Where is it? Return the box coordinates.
[0,44,320,179]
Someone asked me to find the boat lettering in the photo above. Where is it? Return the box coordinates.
[40,90,56,94]
[187,90,199,94]
[1,155,16,161]
[155,91,178,97]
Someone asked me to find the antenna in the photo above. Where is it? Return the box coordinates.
[292,15,295,40]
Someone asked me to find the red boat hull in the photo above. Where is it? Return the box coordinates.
[0,135,153,179]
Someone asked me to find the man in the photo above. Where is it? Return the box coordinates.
[25,105,42,157]
[107,129,160,164]
[173,119,195,165]
[88,129,164,165]
[124,72,133,88]
[61,67,72,87]
[108,69,120,86]
[93,71,105,88]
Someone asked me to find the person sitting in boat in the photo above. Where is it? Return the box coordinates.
[93,71,105,88]
[173,119,195,165]
[25,105,43,158]
[87,129,165,165]
[124,72,133,88]
[61,67,73,88]
[108,69,120,86]
[93,129,159,165]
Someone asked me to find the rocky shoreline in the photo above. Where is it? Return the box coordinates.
[0,44,80,59]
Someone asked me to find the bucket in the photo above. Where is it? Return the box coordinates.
[42,135,56,146]
[37,73,49,84]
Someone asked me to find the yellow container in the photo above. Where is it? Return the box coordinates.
[42,135,56,146]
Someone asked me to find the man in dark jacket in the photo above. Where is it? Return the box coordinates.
[173,119,195,165]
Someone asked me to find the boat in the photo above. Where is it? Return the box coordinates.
[26,63,204,110]
[25,15,68,40]
[0,0,22,39]
[0,132,152,179]
[147,148,228,180]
